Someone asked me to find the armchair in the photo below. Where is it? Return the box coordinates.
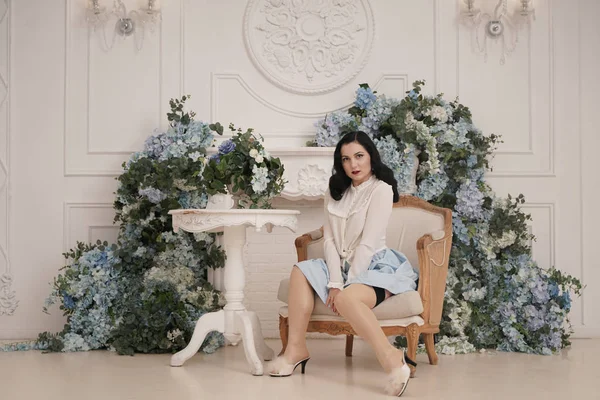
[276,195,452,376]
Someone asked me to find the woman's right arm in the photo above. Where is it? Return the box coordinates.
[323,194,344,289]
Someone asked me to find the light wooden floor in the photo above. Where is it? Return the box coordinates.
[1,338,598,400]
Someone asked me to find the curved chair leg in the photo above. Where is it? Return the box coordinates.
[279,315,289,356]
[405,323,419,378]
[345,335,354,357]
[423,332,438,365]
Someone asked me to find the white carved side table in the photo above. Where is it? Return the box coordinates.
[168,208,300,375]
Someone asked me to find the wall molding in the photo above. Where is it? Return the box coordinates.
[521,202,556,269]
[63,0,183,175]
[576,1,587,328]
[211,72,408,123]
[454,3,555,177]
[63,202,116,252]
[0,0,17,316]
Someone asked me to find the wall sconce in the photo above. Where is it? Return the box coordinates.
[460,0,535,64]
[86,0,161,51]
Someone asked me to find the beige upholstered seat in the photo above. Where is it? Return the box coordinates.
[277,195,453,377]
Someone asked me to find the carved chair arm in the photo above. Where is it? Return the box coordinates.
[295,227,324,262]
[416,230,452,327]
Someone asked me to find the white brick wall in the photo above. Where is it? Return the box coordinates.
[242,199,327,338]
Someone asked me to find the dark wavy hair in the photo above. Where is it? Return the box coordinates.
[329,131,399,202]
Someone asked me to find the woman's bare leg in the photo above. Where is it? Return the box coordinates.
[282,266,314,362]
[334,284,404,372]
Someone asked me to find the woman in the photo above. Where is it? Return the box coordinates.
[268,131,419,396]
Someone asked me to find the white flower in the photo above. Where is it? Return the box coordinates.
[463,286,487,302]
[435,335,476,355]
[424,105,449,123]
[193,232,212,243]
[463,261,479,276]
[255,154,264,163]
[167,329,183,342]
[188,151,203,162]
[495,230,517,249]
[173,179,198,191]
[251,165,269,194]
[249,149,259,158]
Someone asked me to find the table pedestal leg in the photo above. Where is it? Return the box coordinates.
[170,225,273,375]
[170,310,225,367]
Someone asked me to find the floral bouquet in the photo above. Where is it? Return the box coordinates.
[311,81,583,355]
[34,96,227,355]
[203,124,286,209]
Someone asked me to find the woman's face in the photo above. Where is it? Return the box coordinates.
[340,141,372,186]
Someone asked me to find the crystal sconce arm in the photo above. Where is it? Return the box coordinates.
[86,0,162,51]
[459,0,535,64]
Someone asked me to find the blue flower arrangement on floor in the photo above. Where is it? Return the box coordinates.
[312,81,583,355]
[15,96,284,355]
[31,97,227,355]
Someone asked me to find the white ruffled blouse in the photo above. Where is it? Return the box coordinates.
[323,175,393,289]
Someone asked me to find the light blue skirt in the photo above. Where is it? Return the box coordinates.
[295,248,419,305]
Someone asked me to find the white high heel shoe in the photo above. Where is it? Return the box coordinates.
[384,349,415,397]
[268,356,310,377]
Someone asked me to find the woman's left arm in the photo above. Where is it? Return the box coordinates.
[347,184,393,282]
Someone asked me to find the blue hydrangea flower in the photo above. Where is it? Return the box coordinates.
[469,168,485,182]
[548,281,560,298]
[140,121,214,162]
[360,96,399,135]
[62,292,75,310]
[455,180,485,220]
[178,191,208,209]
[467,155,478,168]
[452,216,471,245]
[354,87,377,110]
[183,121,215,149]
[139,187,167,204]
[314,111,358,147]
[417,170,449,201]
[375,137,417,194]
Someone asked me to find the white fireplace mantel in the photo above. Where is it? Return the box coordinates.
[262,147,335,201]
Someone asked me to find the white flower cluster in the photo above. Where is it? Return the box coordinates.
[249,148,270,164]
[423,105,449,124]
[167,329,183,342]
[477,229,518,260]
[405,114,440,173]
[251,165,269,194]
[462,286,488,302]
[144,265,195,296]
[435,335,477,355]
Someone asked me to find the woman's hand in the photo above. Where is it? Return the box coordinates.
[326,288,341,315]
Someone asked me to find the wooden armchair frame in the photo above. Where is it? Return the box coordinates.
[278,196,452,376]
